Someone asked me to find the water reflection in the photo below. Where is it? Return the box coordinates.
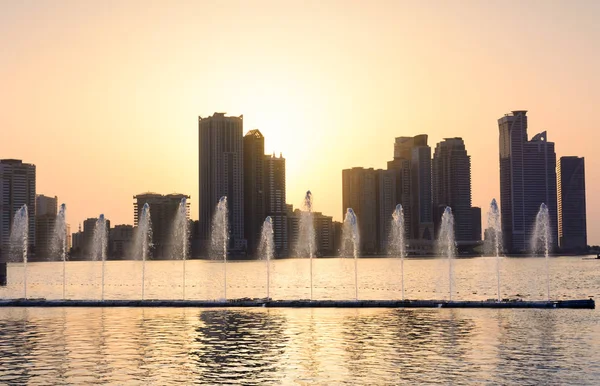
[190,310,288,384]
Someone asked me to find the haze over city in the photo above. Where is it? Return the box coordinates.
[1,0,599,243]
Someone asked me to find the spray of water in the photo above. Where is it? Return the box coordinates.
[134,203,152,300]
[532,203,551,300]
[485,199,503,301]
[342,208,360,301]
[171,198,189,299]
[211,197,229,300]
[258,216,275,300]
[51,204,68,299]
[92,215,108,300]
[389,204,406,300]
[437,207,456,301]
[9,205,28,299]
[296,191,315,299]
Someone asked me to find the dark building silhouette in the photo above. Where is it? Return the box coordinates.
[34,194,57,260]
[78,217,111,258]
[243,129,266,254]
[498,111,558,253]
[133,193,190,258]
[0,159,36,261]
[264,153,287,256]
[199,113,246,252]
[432,138,473,242]
[558,156,587,251]
[471,207,482,241]
[109,225,133,259]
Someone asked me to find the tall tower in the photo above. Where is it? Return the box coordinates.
[342,167,377,254]
[35,194,58,260]
[0,159,36,260]
[264,153,287,256]
[199,113,246,252]
[243,129,265,254]
[432,138,472,242]
[410,135,433,241]
[557,156,587,251]
[498,111,558,253]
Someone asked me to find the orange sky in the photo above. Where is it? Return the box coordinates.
[1,1,599,243]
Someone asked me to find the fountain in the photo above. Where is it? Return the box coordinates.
[485,199,502,302]
[211,197,229,300]
[258,216,275,299]
[532,203,551,301]
[134,203,152,300]
[341,208,360,301]
[296,191,315,299]
[437,207,455,301]
[9,205,28,298]
[51,204,68,299]
[389,204,406,300]
[171,197,189,299]
[92,215,108,300]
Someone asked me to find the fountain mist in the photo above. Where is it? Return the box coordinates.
[211,196,229,300]
[10,205,28,298]
[134,203,152,300]
[92,215,108,300]
[51,204,68,299]
[342,208,360,301]
[437,207,456,301]
[258,216,275,299]
[171,197,189,299]
[296,191,315,299]
[532,203,551,301]
[485,199,503,301]
[389,204,406,300]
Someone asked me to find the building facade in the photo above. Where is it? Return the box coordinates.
[498,111,558,253]
[342,167,377,254]
[243,129,265,254]
[109,225,134,259]
[199,113,246,252]
[35,194,58,260]
[0,159,36,260]
[432,138,473,242]
[264,153,287,256]
[557,156,587,251]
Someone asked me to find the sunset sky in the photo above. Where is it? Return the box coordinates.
[1,1,599,243]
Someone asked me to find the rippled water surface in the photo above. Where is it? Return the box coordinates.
[1,257,599,384]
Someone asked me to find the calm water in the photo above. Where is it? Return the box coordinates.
[1,257,599,384]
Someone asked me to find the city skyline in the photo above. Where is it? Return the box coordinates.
[1,1,599,243]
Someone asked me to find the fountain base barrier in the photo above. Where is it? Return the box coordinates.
[0,298,594,309]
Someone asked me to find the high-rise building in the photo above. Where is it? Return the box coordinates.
[411,135,434,241]
[199,113,246,252]
[0,160,36,260]
[498,111,558,253]
[243,129,265,254]
[109,225,134,259]
[376,169,396,253]
[264,153,287,256]
[287,208,333,256]
[432,138,473,242]
[342,167,378,254]
[35,194,58,260]
[558,156,587,251]
[82,217,111,258]
[471,207,482,241]
[133,193,190,258]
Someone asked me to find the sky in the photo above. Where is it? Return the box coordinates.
[1,0,599,243]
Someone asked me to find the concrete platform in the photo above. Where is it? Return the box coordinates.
[0,298,594,309]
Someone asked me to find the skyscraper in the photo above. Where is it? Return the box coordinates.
[264,153,287,256]
[376,169,396,253]
[557,156,587,251]
[498,111,558,253]
[0,159,36,260]
[432,138,473,242]
[410,135,434,242]
[199,113,246,252]
[35,194,58,260]
[134,193,190,258]
[243,129,265,254]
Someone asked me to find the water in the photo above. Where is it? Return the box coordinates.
[437,207,456,301]
[341,208,360,301]
[91,215,108,300]
[171,198,189,299]
[389,204,406,300]
[134,203,152,300]
[533,203,552,301]
[9,205,28,298]
[296,191,315,299]
[50,204,68,299]
[210,197,229,300]
[258,217,275,299]
[0,257,599,385]
[486,199,502,301]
